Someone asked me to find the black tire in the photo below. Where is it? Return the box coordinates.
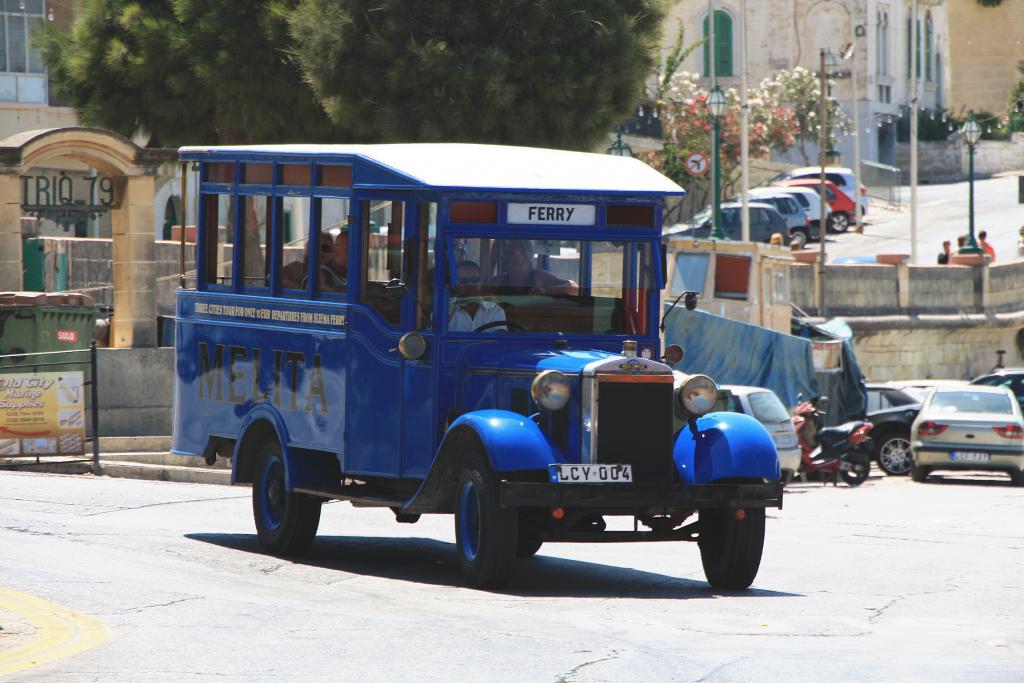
[828,212,850,233]
[911,463,931,483]
[698,507,765,590]
[454,454,518,589]
[875,433,913,476]
[789,229,808,249]
[516,526,544,559]
[1010,469,1024,486]
[252,440,322,556]
[840,457,871,486]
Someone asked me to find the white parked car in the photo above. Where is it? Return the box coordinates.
[718,385,801,482]
[776,166,869,216]
[910,385,1024,485]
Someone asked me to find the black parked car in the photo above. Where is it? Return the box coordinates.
[864,384,921,475]
[665,202,789,244]
[970,368,1024,408]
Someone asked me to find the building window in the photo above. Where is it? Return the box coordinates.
[702,10,734,78]
[906,16,921,80]
[0,0,47,104]
[924,11,933,82]
[877,85,892,104]
[876,9,889,76]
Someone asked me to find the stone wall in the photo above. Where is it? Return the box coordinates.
[969,135,1024,177]
[907,265,979,313]
[96,347,174,435]
[947,0,1024,115]
[825,265,900,316]
[30,236,195,315]
[895,141,961,183]
[894,134,1024,183]
[851,317,1024,383]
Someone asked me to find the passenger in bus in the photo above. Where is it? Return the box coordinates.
[448,261,508,332]
[319,230,348,292]
[488,242,578,296]
[279,230,347,292]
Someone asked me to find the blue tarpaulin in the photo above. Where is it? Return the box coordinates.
[663,308,867,424]
[663,308,817,409]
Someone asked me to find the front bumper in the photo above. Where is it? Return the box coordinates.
[501,480,783,510]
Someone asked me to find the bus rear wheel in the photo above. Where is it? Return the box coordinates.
[253,440,322,556]
[454,454,518,589]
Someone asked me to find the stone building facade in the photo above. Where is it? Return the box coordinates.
[662,1,951,167]
[945,0,1024,117]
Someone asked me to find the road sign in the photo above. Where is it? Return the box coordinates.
[685,152,710,178]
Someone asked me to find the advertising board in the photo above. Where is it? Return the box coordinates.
[0,372,86,456]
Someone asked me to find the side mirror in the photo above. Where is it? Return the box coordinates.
[683,291,698,311]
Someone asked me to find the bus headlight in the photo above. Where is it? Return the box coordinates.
[673,372,717,418]
[531,370,571,411]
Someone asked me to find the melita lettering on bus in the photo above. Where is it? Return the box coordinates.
[196,342,328,413]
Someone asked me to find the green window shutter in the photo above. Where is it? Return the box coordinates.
[906,18,911,79]
[702,15,710,77]
[702,11,734,78]
[717,12,733,77]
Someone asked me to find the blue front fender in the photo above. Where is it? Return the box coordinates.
[447,410,565,472]
[673,412,781,484]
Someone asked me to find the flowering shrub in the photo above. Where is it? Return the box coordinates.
[648,67,849,195]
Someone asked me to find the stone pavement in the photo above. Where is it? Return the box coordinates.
[0,436,230,485]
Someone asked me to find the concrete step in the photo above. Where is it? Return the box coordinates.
[97,460,232,486]
[101,451,231,469]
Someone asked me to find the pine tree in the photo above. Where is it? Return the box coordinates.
[289,0,668,149]
[37,0,338,147]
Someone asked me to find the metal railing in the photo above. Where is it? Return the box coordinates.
[860,160,902,206]
[0,342,100,474]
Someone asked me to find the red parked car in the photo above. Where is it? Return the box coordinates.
[775,178,857,233]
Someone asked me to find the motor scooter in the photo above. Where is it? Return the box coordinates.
[792,395,873,486]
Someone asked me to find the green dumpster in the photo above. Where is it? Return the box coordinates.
[0,292,97,367]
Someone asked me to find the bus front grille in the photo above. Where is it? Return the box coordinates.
[595,380,675,484]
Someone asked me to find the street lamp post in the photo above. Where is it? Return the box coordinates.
[706,85,728,240]
[959,112,983,255]
[818,48,837,317]
[606,126,634,158]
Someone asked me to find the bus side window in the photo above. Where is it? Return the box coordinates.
[361,200,405,325]
[242,195,270,289]
[279,196,309,292]
[416,203,437,329]
[202,194,233,287]
[316,197,351,296]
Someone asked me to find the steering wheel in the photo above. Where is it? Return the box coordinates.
[473,319,527,333]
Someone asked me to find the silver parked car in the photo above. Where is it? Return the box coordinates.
[910,385,1024,485]
[718,385,801,482]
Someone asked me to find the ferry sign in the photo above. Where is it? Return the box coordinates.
[507,203,596,226]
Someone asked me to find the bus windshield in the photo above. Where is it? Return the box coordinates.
[446,237,652,335]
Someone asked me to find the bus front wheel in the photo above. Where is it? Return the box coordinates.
[454,454,518,589]
[253,440,322,556]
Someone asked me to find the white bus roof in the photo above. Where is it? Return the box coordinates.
[178,143,684,197]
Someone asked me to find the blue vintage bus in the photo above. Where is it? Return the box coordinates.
[172,143,782,590]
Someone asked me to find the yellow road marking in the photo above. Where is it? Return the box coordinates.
[0,588,109,676]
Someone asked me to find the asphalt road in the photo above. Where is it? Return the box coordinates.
[819,173,1024,265]
[1,470,1022,682]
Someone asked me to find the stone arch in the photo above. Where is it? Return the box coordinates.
[0,127,176,348]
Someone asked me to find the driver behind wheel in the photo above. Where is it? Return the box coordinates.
[448,260,508,333]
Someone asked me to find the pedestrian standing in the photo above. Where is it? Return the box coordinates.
[979,230,996,261]
[937,240,951,264]
[1017,226,1024,258]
